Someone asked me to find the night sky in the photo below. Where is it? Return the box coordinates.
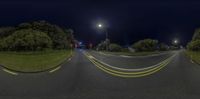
[0,0,200,46]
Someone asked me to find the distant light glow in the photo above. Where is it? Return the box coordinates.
[79,42,82,45]
[97,24,102,28]
[173,39,178,44]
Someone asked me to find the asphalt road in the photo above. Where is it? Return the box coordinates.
[0,49,200,99]
[88,50,175,69]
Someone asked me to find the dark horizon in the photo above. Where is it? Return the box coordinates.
[1,0,200,46]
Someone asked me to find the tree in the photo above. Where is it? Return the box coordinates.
[17,22,32,29]
[104,38,110,51]
[192,28,200,41]
[65,29,75,43]
[96,39,110,51]
[16,20,74,49]
[109,43,122,52]
[132,39,158,52]
[187,28,200,51]
[0,29,52,51]
[0,27,16,38]
[158,43,169,51]
[96,41,106,51]
[0,39,8,51]
[0,20,74,51]
[187,40,200,51]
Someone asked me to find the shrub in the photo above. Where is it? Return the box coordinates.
[109,43,122,52]
[96,39,110,51]
[16,20,73,49]
[0,20,75,51]
[132,39,158,52]
[187,40,200,51]
[0,27,16,38]
[0,29,52,51]
[158,43,169,51]
[192,28,200,41]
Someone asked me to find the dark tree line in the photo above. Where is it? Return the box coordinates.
[187,28,200,51]
[96,27,200,52]
[96,38,170,52]
[0,20,75,51]
[131,39,159,52]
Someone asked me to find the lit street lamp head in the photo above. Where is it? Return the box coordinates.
[97,24,102,28]
[173,39,179,45]
[174,40,178,44]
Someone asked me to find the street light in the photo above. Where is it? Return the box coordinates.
[97,23,109,51]
[98,24,102,28]
[97,23,108,39]
[172,39,180,50]
[174,40,178,44]
[173,39,178,45]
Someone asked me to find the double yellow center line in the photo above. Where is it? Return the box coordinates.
[84,52,176,78]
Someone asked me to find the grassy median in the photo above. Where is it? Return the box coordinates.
[0,50,72,72]
[185,51,200,65]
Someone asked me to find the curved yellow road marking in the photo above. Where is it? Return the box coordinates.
[90,58,170,78]
[85,51,173,71]
[84,52,174,78]
[84,52,175,75]
[91,57,172,75]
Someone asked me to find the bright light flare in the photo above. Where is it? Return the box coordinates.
[97,24,102,28]
[173,39,178,44]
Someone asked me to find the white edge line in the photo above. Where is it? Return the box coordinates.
[3,69,18,75]
[120,55,132,58]
[98,51,175,58]
[49,66,61,73]
[190,59,195,64]
[68,58,72,61]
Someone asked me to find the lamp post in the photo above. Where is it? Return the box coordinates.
[97,23,109,51]
[97,23,108,39]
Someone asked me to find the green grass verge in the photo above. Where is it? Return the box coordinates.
[185,51,200,65]
[0,50,72,72]
[102,51,164,56]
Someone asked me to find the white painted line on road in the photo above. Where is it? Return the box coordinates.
[2,69,18,75]
[120,55,132,58]
[97,51,174,58]
[68,58,72,61]
[49,66,61,73]
[119,52,174,58]
[99,52,113,56]
[190,59,195,64]
[88,55,94,59]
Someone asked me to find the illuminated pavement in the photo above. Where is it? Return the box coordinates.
[0,49,200,99]
[87,50,175,69]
